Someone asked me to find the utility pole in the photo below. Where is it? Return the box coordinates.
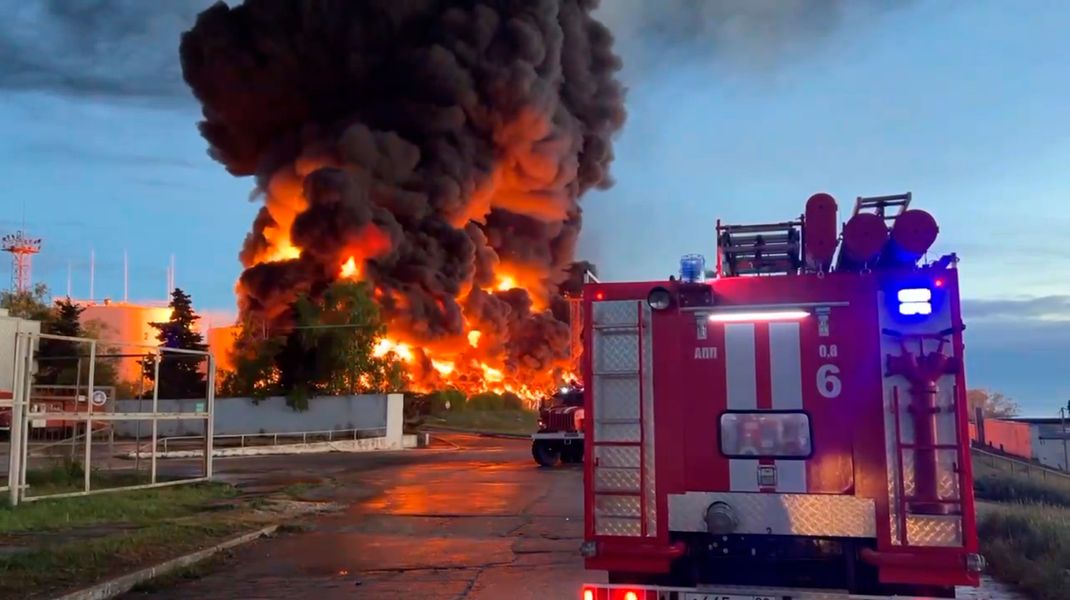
[1062,402,1069,472]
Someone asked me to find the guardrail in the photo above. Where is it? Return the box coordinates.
[158,426,388,453]
[971,445,1070,488]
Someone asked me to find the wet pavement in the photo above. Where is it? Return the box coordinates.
[126,434,598,599]
[125,434,1025,600]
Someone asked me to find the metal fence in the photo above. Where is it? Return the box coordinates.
[157,426,388,453]
[971,445,1070,491]
[6,332,215,505]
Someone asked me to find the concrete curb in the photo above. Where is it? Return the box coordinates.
[422,426,530,440]
[52,524,280,600]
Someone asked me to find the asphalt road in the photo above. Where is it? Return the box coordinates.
[125,433,597,599]
[123,434,1025,600]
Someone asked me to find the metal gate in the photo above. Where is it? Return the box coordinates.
[590,300,657,537]
[6,331,215,506]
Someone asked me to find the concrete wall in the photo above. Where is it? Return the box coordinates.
[1034,434,1069,472]
[0,310,41,396]
[976,418,1033,458]
[113,393,390,438]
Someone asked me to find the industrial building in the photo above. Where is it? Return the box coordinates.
[971,416,1070,472]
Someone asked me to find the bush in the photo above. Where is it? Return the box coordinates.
[501,392,524,410]
[466,392,504,411]
[974,473,1070,507]
[426,388,466,414]
[978,504,1070,600]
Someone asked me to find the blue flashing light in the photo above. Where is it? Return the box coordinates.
[680,254,706,282]
[897,288,932,303]
[896,287,933,315]
[899,301,933,316]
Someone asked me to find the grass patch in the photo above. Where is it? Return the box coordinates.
[0,518,251,599]
[0,481,236,534]
[978,503,1070,600]
[427,408,537,435]
[974,472,1070,507]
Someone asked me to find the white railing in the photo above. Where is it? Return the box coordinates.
[157,426,388,453]
[7,332,215,506]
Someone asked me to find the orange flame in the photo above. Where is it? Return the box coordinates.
[243,153,576,406]
[340,256,359,279]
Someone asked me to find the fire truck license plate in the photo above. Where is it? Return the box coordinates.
[684,595,777,600]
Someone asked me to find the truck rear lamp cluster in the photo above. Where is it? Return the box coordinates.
[582,588,655,600]
[707,309,809,322]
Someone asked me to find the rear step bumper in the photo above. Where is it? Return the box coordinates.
[581,582,954,600]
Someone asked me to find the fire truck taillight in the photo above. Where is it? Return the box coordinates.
[582,588,595,600]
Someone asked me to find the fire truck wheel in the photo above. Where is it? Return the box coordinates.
[532,440,561,467]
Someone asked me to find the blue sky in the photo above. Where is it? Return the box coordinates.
[1,0,1067,415]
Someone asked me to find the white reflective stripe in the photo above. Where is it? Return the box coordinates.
[724,323,758,491]
[769,322,802,410]
[724,324,757,409]
[769,321,807,493]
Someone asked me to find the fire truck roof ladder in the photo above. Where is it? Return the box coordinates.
[852,192,911,222]
[716,217,803,277]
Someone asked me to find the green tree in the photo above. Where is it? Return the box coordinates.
[0,282,51,321]
[967,388,1020,421]
[142,288,208,399]
[33,298,119,388]
[223,281,406,409]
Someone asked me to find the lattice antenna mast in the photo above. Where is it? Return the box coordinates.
[2,231,42,293]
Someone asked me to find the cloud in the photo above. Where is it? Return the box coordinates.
[595,0,915,73]
[12,140,202,170]
[962,295,1070,322]
[0,0,216,100]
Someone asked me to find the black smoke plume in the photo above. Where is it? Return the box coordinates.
[180,0,624,384]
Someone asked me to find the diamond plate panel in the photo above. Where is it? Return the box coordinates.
[596,333,638,374]
[883,390,903,544]
[594,422,640,442]
[594,445,640,468]
[906,514,962,547]
[592,300,638,327]
[937,448,961,500]
[641,305,657,537]
[668,492,877,538]
[595,467,641,492]
[595,494,641,518]
[595,516,642,537]
[595,377,639,421]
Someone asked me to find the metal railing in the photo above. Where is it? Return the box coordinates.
[158,426,388,453]
[7,332,215,506]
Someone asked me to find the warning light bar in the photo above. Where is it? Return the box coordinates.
[707,310,810,322]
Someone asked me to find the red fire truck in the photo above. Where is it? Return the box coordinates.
[532,383,585,466]
[579,193,983,599]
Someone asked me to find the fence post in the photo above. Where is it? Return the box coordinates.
[205,353,215,480]
[386,393,404,449]
[8,333,27,506]
[83,340,96,494]
[150,350,160,485]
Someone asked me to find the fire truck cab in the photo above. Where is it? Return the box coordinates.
[579,193,983,599]
[532,383,585,467]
